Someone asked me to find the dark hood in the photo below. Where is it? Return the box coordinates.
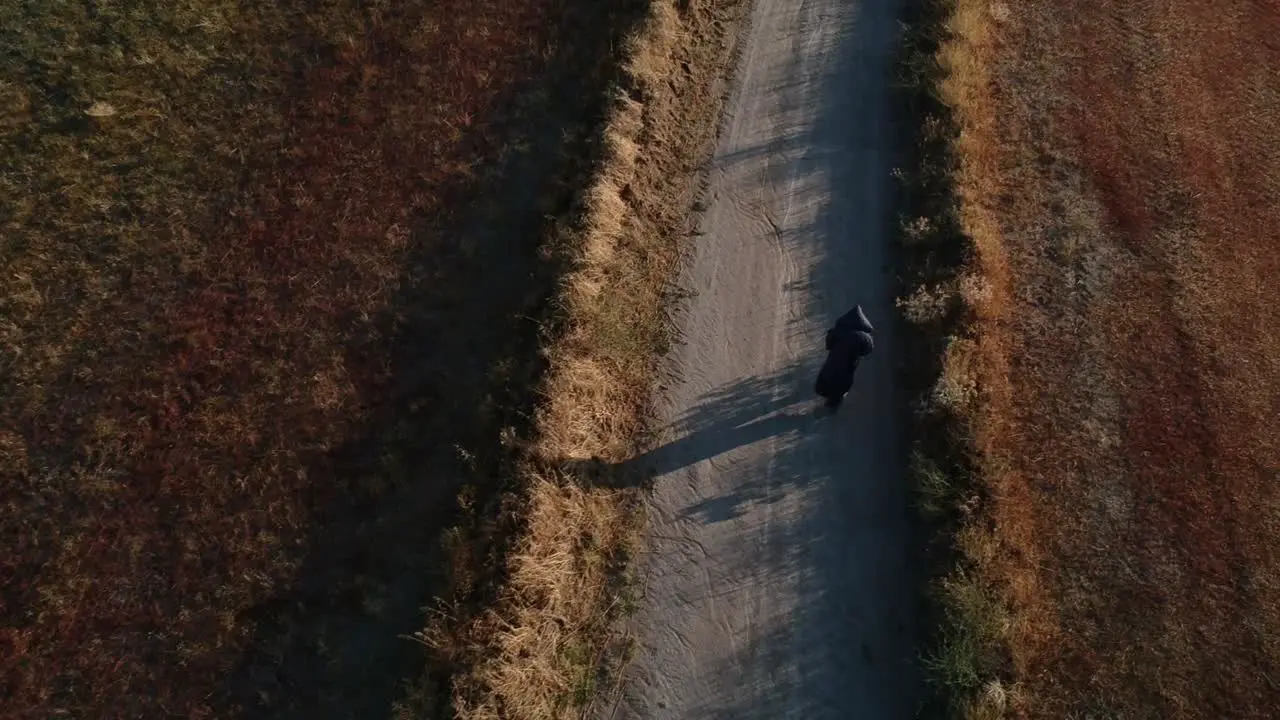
[835,304,874,334]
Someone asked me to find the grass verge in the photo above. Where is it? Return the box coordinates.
[892,0,1010,716]
[411,0,749,717]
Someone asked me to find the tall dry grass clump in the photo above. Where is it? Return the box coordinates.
[935,8,1021,716]
[446,472,638,719]
[535,3,682,464]
[453,11,681,717]
[419,1,745,717]
[894,0,1014,716]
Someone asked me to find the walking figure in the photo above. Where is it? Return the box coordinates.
[814,304,874,410]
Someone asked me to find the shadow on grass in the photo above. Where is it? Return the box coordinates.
[215,1,651,718]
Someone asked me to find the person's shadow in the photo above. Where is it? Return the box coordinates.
[568,367,830,522]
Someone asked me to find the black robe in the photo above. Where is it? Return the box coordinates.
[814,305,874,400]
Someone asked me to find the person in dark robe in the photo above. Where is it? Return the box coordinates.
[814,304,875,410]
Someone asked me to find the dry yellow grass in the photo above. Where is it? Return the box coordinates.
[910,0,1280,717]
[446,473,638,719]
[418,1,749,717]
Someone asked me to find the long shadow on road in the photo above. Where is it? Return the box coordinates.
[630,369,822,520]
[601,368,918,720]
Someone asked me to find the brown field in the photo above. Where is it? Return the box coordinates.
[0,0,660,716]
[0,0,748,715]
[907,0,1280,717]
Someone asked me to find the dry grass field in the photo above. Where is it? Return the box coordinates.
[0,0,674,716]
[0,0,748,716]
[903,0,1280,717]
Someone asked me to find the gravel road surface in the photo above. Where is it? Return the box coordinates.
[608,0,919,716]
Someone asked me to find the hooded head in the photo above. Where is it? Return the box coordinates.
[837,304,874,334]
[852,304,874,332]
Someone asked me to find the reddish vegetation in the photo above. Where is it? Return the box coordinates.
[973,0,1280,716]
[0,0,607,715]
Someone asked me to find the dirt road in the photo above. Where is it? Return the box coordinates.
[607,0,918,717]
